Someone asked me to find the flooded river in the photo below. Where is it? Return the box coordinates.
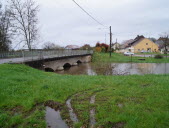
[55,63,169,75]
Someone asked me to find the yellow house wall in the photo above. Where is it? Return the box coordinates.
[133,38,159,53]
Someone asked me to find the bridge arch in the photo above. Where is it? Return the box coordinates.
[77,60,82,64]
[63,63,71,69]
[45,67,54,72]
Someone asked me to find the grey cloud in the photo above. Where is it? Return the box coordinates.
[34,0,169,47]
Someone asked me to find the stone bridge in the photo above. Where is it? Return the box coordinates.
[0,50,93,71]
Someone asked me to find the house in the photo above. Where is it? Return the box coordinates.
[118,39,134,53]
[65,45,80,50]
[155,38,169,53]
[120,35,159,53]
[160,46,169,54]
[112,42,120,50]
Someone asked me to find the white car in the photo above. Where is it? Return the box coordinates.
[141,50,148,53]
[124,52,134,56]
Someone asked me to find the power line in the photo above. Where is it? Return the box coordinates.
[72,0,105,27]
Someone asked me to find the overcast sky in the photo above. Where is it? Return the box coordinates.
[2,0,169,47]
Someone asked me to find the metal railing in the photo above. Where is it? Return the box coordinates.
[0,49,93,64]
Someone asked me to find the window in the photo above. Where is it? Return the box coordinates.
[146,43,148,45]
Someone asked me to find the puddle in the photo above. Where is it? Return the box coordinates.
[118,103,123,108]
[112,122,125,128]
[66,98,79,123]
[90,95,96,104]
[90,95,96,127]
[45,107,68,128]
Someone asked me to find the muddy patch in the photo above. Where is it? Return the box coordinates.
[126,97,145,104]
[46,106,68,128]
[141,84,152,87]
[44,100,62,111]
[117,103,124,108]
[90,95,96,104]
[90,95,96,127]
[3,106,23,116]
[102,121,125,128]
[66,98,79,123]
[112,122,125,128]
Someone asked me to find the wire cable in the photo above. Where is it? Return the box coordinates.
[72,0,105,27]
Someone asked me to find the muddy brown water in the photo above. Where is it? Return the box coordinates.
[45,107,68,128]
[55,63,169,75]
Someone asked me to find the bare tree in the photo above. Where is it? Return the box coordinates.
[0,3,12,51]
[9,0,39,50]
[159,32,169,54]
[43,42,62,50]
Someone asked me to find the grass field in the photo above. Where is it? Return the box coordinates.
[0,64,169,128]
[93,52,169,63]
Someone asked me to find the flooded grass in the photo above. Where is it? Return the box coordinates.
[93,53,169,63]
[0,64,169,128]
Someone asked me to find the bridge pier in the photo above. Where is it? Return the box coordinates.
[57,66,64,71]
[72,63,78,66]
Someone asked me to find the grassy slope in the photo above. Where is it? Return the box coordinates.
[0,64,169,128]
[0,64,94,127]
[93,52,169,63]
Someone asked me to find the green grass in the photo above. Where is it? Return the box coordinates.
[0,64,169,128]
[92,52,169,63]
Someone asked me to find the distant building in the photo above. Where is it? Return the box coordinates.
[155,38,169,53]
[65,45,80,50]
[119,35,159,53]
[112,39,120,50]
[112,42,120,50]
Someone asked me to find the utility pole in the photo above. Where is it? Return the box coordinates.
[110,26,112,57]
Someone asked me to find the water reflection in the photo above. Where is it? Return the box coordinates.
[55,63,169,75]
[56,63,97,75]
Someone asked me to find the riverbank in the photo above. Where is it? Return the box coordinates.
[0,64,169,128]
[93,53,169,63]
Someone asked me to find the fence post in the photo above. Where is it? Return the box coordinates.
[31,50,33,61]
[22,50,25,63]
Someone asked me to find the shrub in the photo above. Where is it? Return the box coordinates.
[101,47,106,52]
[95,47,102,52]
[154,54,163,59]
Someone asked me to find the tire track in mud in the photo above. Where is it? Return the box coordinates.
[63,89,105,127]
[66,97,79,123]
[64,89,97,126]
[90,94,96,128]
